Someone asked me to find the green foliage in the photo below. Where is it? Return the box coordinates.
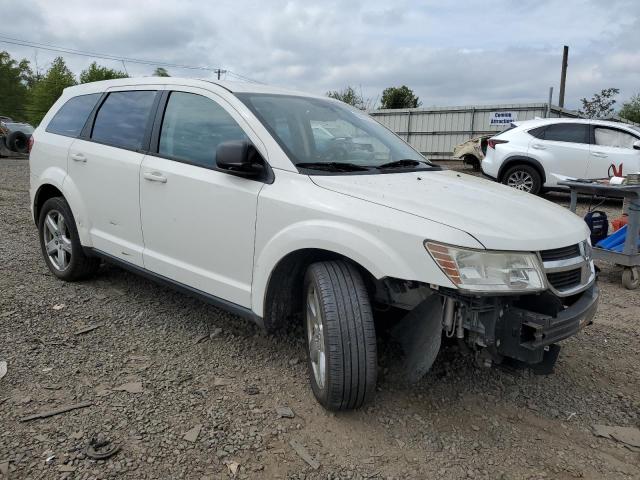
[380,85,421,109]
[579,88,619,119]
[27,57,77,125]
[326,86,369,110]
[153,67,170,77]
[79,62,128,83]
[0,51,33,121]
[619,94,640,124]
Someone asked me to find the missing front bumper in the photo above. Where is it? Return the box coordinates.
[495,284,598,364]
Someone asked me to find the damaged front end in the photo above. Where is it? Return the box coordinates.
[377,241,598,381]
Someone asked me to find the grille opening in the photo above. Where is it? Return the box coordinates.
[540,244,580,262]
[547,269,581,290]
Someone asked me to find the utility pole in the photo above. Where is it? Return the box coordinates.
[558,45,568,108]
[547,86,554,118]
[214,69,227,80]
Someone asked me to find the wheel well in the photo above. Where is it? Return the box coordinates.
[498,157,546,184]
[34,184,63,224]
[262,248,377,332]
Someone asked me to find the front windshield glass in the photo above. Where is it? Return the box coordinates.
[236,93,433,170]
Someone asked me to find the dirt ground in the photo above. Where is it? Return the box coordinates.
[1,157,639,479]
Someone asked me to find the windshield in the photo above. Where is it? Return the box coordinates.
[5,122,34,134]
[236,93,433,171]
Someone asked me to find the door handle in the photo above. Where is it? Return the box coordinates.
[531,143,546,150]
[591,151,608,158]
[143,171,167,183]
[71,153,87,163]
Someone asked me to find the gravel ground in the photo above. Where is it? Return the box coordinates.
[1,157,639,479]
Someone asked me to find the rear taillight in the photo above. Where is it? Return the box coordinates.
[487,139,508,149]
[28,136,34,153]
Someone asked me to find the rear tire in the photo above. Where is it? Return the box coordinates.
[6,130,28,153]
[303,261,377,410]
[502,164,542,194]
[38,197,100,281]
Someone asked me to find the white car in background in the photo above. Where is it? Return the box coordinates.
[481,118,640,194]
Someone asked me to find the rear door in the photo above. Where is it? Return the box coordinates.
[586,125,640,179]
[67,86,161,266]
[528,122,590,185]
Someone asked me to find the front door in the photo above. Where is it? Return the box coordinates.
[585,125,640,179]
[139,88,266,308]
[67,87,159,266]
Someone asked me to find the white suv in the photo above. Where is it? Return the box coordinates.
[30,78,598,410]
[482,118,640,194]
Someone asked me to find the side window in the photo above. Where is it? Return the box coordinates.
[158,92,248,168]
[528,126,546,139]
[46,93,101,137]
[91,91,156,150]
[543,123,588,144]
[594,127,638,149]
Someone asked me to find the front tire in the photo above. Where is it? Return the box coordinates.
[38,197,100,281]
[502,164,542,194]
[303,261,377,410]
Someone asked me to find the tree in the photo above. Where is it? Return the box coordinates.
[380,85,421,109]
[326,86,369,110]
[579,87,619,119]
[0,51,33,121]
[80,62,128,83]
[26,57,76,125]
[152,67,170,77]
[619,94,640,124]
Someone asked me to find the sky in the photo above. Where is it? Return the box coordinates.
[1,0,639,110]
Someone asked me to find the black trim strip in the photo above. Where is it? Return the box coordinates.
[85,248,263,328]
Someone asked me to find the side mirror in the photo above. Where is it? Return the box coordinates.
[216,140,268,179]
[633,140,640,151]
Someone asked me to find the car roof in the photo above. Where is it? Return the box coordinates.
[515,117,637,131]
[60,77,324,99]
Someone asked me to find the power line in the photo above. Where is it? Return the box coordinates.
[0,34,264,84]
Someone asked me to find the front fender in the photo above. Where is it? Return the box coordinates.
[251,219,450,317]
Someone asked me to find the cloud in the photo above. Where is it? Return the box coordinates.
[1,0,639,110]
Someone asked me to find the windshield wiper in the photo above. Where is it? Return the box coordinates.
[296,162,371,172]
[377,159,440,170]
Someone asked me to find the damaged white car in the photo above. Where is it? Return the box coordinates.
[30,78,598,410]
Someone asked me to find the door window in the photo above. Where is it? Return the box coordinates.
[46,93,102,137]
[594,127,638,149]
[541,123,588,144]
[91,91,156,150]
[158,92,248,168]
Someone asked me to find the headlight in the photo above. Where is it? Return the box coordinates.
[425,241,546,292]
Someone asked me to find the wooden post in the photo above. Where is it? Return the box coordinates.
[559,46,569,108]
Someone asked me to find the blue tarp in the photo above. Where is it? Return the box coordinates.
[596,225,640,252]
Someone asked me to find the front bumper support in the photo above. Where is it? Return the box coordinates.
[496,284,598,364]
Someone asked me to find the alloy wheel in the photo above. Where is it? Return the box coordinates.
[43,209,72,271]
[506,170,534,192]
[306,285,326,389]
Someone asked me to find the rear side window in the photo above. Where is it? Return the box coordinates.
[91,91,156,150]
[539,123,588,144]
[594,127,638,149]
[528,126,546,139]
[46,93,101,137]
[158,91,248,168]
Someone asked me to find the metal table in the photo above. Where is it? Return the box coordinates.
[559,180,640,289]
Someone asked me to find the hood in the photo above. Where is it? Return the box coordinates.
[310,169,589,251]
